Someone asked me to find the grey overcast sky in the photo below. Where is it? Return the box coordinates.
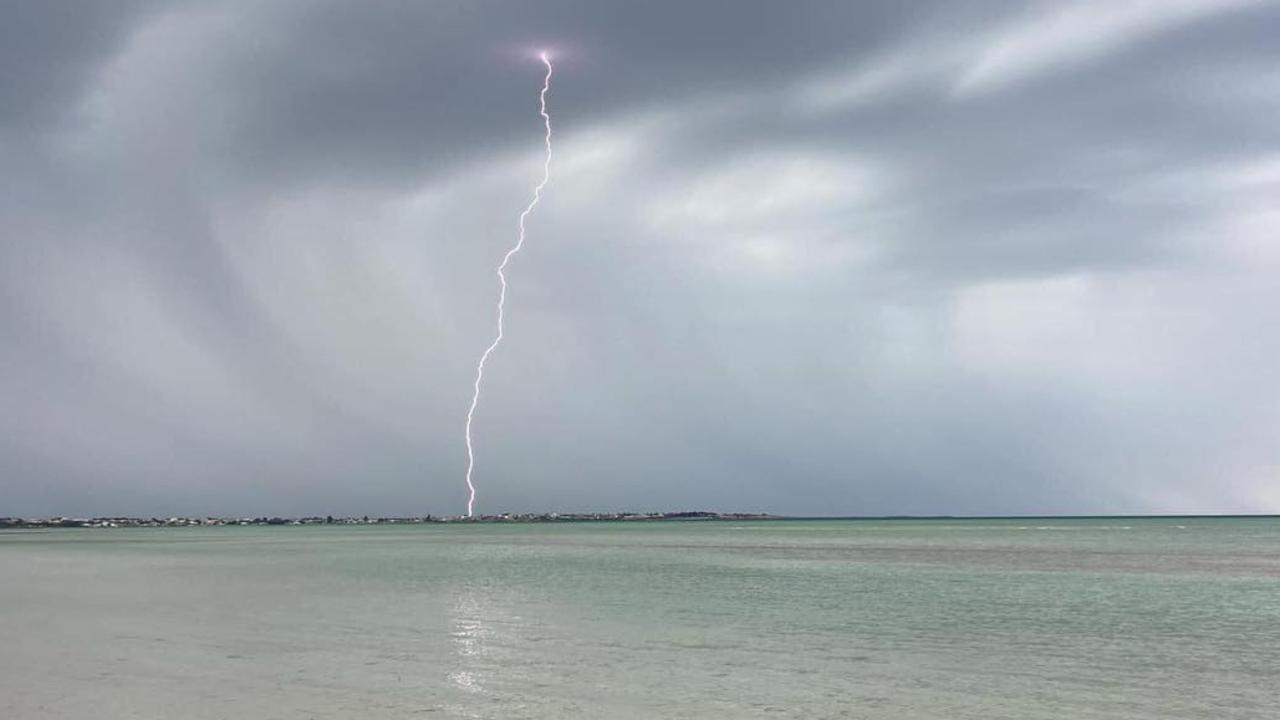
[3,0,1278,518]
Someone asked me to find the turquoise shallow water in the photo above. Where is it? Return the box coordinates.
[2,518,1278,719]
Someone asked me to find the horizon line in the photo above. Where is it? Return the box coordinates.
[5,512,1279,521]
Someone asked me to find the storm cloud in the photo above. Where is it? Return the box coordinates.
[3,0,1278,517]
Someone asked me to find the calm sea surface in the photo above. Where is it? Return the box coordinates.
[2,518,1278,719]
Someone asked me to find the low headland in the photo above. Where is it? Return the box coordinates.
[0,511,779,529]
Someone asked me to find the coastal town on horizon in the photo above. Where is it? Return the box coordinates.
[6,512,1277,529]
[0,511,780,529]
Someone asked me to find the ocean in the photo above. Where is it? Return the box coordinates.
[2,518,1277,718]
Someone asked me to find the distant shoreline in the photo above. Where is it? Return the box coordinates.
[0,511,779,529]
[2,512,1277,529]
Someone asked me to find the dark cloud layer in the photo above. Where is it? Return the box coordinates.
[3,0,1279,517]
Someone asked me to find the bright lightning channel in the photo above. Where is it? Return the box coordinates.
[462,52,554,518]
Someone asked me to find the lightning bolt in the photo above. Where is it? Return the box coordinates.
[462,53,554,518]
